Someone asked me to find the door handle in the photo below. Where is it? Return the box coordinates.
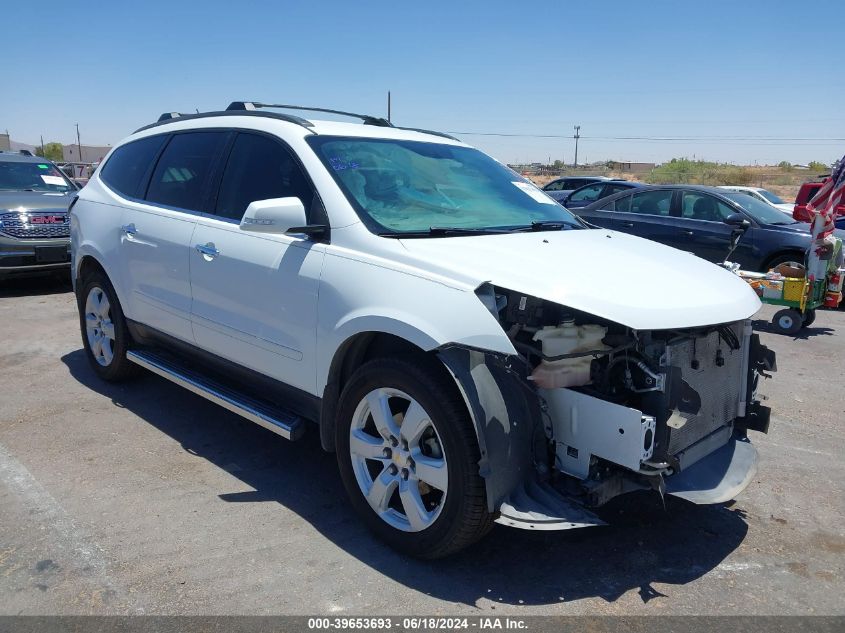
[621,221,635,228]
[120,223,137,236]
[195,242,220,259]
[682,229,694,236]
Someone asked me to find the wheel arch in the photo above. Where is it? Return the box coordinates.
[762,249,806,272]
[319,330,452,452]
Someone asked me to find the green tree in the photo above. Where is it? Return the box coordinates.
[36,142,64,161]
[552,159,564,169]
[778,160,793,171]
[808,160,828,172]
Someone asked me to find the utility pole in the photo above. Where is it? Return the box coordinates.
[76,123,82,163]
[573,125,581,168]
[40,135,44,156]
[387,91,391,123]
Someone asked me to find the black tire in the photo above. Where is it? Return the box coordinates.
[77,270,140,382]
[764,252,805,272]
[335,356,494,558]
[772,308,803,335]
[802,309,816,328]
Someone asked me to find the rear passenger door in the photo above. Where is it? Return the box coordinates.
[609,189,679,245]
[188,131,326,394]
[116,131,228,343]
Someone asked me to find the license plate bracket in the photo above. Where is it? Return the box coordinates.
[35,246,69,263]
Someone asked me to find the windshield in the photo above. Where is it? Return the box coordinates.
[723,191,795,224]
[307,136,581,234]
[0,160,74,192]
[758,189,785,204]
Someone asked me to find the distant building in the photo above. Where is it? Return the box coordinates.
[0,133,10,151]
[63,144,111,164]
[607,161,656,174]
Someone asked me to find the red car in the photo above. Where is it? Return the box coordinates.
[793,177,845,222]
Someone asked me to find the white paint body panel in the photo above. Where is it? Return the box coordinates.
[189,216,325,393]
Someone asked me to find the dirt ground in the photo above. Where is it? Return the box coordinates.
[0,277,843,615]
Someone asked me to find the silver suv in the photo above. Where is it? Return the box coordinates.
[0,151,78,280]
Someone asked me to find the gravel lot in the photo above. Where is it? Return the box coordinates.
[1,276,842,615]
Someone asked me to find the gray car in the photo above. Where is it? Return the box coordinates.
[0,151,77,280]
[541,175,610,202]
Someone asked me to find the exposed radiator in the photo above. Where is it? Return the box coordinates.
[664,323,746,455]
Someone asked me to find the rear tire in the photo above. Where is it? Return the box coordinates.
[802,309,816,328]
[335,356,494,558]
[772,308,803,335]
[77,271,140,382]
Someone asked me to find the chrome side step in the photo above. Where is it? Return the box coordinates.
[127,349,304,441]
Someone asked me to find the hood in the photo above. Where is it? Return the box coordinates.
[0,191,75,213]
[398,228,761,331]
[774,204,794,213]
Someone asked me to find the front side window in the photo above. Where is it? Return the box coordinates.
[145,132,226,212]
[630,190,672,216]
[100,136,167,198]
[214,133,314,221]
[681,192,735,222]
[307,136,580,234]
[0,159,75,193]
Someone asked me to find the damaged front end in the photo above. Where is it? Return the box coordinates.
[438,284,776,531]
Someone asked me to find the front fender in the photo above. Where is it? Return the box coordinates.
[436,345,542,513]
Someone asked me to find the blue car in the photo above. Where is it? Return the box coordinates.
[577,184,845,272]
[560,179,643,209]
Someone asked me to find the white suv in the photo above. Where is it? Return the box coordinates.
[71,102,776,558]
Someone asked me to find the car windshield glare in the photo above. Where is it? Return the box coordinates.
[0,160,74,192]
[307,136,580,234]
[723,191,793,224]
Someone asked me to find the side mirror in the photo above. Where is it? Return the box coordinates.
[724,213,750,229]
[239,197,328,240]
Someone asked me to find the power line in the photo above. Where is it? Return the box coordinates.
[447,131,845,141]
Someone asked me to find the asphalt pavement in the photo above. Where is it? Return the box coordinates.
[0,276,842,615]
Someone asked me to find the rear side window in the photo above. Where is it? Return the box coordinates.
[100,136,166,198]
[568,183,604,202]
[145,132,227,212]
[630,190,672,216]
[544,180,563,191]
[214,133,314,221]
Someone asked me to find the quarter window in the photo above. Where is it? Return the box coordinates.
[630,190,672,216]
[145,132,226,212]
[214,133,314,221]
[100,136,166,198]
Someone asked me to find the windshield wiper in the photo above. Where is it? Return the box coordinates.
[380,226,514,238]
[527,220,582,231]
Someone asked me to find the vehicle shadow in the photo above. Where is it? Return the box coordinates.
[751,319,835,339]
[0,273,72,297]
[61,349,748,606]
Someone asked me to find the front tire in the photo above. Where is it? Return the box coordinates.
[335,357,494,558]
[77,271,139,381]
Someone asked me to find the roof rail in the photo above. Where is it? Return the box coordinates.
[134,109,314,134]
[227,101,393,127]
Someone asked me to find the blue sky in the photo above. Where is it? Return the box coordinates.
[3,0,843,165]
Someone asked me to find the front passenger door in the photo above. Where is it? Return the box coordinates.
[189,132,327,395]
[669,191,751,263]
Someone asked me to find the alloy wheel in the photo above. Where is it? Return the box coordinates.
[349,388,448,532]
[85,286,115,366]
